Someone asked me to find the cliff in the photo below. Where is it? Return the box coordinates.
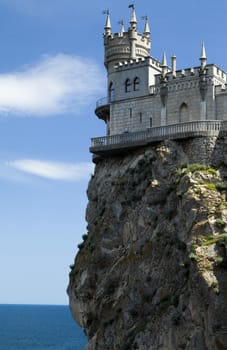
[67,139,227,350]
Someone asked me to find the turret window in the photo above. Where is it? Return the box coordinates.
[133,77,140,91]
[125,79,131,93]
[108,82,115,102]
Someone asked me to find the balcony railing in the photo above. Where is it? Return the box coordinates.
[90,120,227,154]
[96,97,110,109]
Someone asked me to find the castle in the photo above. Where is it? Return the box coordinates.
[90,6,227,156]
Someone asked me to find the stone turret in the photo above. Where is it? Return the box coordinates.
[104,6,151,72]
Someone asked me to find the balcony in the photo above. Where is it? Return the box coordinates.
[95,97,110,121]
[90,120,227,156]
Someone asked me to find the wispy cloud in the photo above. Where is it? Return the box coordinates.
[0,54,104,117]
[7,159,94,181]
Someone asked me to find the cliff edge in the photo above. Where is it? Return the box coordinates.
[67,139,227,350]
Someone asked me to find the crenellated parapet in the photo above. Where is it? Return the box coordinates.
[150,64,226,95]
[113,56,161,71]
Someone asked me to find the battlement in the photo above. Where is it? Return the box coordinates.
[164,64,226,82]
[114,56,161,71]
[106,31,150,44]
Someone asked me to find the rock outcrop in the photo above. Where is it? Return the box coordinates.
[67,139,227,350]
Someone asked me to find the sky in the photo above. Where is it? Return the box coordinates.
[0,0,227,305]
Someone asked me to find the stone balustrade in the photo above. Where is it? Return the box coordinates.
[90,120,227,155]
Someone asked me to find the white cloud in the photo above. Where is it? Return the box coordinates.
[7,159,94,181]
[0,54,105,117]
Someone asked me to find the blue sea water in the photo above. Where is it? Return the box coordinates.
[0,304,87,350]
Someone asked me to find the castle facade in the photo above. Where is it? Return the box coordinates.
[95,6,227,136]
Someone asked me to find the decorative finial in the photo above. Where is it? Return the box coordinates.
[200,42,207,70]
[102,9,110,15]
[200,42,207,59]
[142,15,150,37]
[103,9,111,35]
[118,20,125,34]
[161,52,168,78]
[162,52,167,67]
[129,4,137,29]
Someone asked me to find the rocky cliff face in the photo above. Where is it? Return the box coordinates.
[67,139,227,350]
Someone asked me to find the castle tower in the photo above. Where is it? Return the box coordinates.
[104,6,151,73]
[96,6,162,135]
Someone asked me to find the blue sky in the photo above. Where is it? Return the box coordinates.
[0,0,227,305]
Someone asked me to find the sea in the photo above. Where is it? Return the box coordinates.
[0,304,87,350]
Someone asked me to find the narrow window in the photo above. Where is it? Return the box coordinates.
[133,77,140,91]
[108,82,115,102]
[125,79,131,93]
[129,108,132,118]
[149,117,153,128]
[139,112,142,123]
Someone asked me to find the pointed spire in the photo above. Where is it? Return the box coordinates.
[143,16,150,37]
[200,42,207,59]
[162,52,167,67]
[200,42,207,70]
[161,52,168,77]
[129,4,137,29]
[104,10,111,36]
[118,20,125,35]
[121,21,125,34]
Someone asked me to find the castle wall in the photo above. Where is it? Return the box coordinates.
[108,63,149,101]
[110,95,160,134]
[216,91,227,121]
[109,78,217,135]
[103,14,227,136]
[166,80,202,124]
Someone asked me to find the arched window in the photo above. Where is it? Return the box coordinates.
[133,77,140,91]
[108,82,115,102]
[125,79,131,93]
[179,102,189,123]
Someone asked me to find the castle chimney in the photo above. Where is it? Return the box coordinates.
[171,55,176,78]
